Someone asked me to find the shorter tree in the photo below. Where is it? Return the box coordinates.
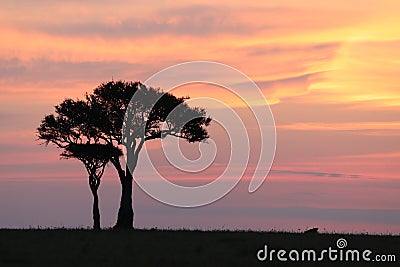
[37,99,121,229]
[61,144,122,229]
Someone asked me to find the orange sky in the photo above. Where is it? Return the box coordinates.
[0,0,399,232]
[1,1,399,106]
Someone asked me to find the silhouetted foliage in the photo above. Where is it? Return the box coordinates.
[87,81,211,228]
[37,99,122,230]
[37,80,211,229]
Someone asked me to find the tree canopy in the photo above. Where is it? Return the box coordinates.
[37,98,124,229]
[37,80,212,228]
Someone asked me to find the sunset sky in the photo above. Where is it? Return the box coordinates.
[0,0,399,233]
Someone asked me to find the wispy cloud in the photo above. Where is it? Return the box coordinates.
[342,152,400,159]
[278,121,400,133]
[0,58,145,87]
[270,169,360,179]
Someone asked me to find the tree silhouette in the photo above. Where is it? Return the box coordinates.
[37,81,211,229]
[62,143,122,230]
[87,81,211,228]
[37,99,122,230]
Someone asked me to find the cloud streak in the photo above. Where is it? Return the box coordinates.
[270,169,360,179]
[278,121,400,132]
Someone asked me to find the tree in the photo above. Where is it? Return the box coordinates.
[37,81,211,229]
[62,143,122,230]
[37,99,122,230]
[87,81,211,228]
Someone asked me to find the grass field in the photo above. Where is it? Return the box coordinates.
[0,229,399,266]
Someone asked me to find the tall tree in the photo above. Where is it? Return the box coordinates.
[37,99,122,229]
[88,81,211,228]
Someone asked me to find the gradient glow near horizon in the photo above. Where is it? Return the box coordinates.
[0,0,399,233]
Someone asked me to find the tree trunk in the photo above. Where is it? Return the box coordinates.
[114,168,134,229]
[92,190,101,230]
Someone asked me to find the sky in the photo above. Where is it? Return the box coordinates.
[0,0,399,233]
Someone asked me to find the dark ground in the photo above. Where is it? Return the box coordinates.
[0,229,398,267]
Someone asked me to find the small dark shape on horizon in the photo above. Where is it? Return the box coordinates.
[304,227,319,234]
